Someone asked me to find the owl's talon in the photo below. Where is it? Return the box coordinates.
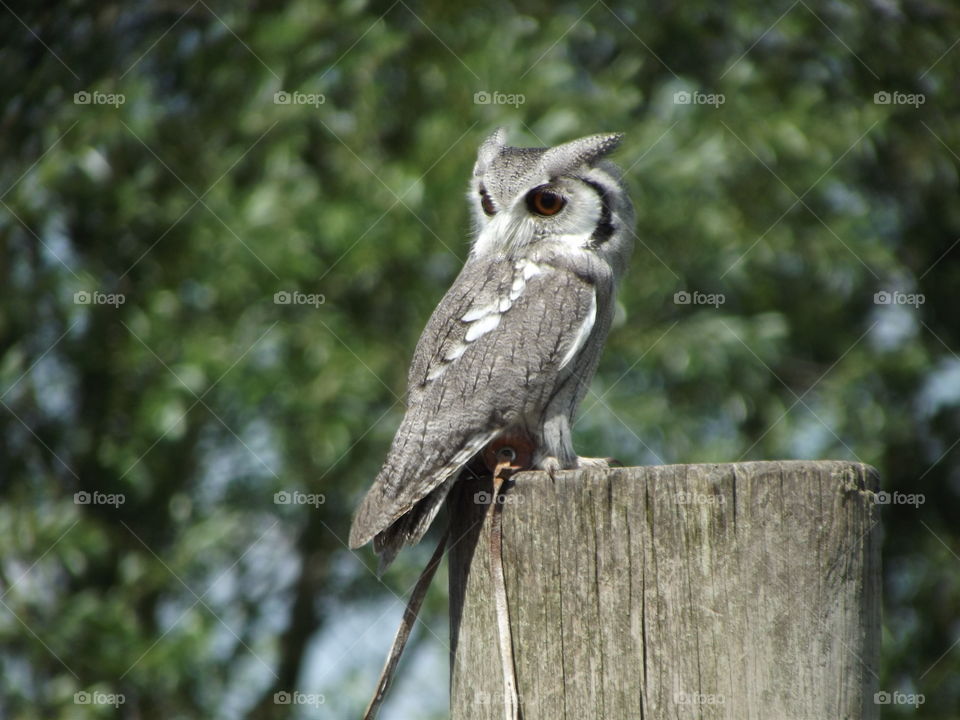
[540,456,562,479]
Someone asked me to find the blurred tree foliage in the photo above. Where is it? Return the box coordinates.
[1,0,958,717]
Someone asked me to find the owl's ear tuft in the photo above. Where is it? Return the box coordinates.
[541,132,624,177]
[474,127,508,175]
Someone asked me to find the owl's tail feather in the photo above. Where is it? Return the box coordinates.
[372,477,454,575]
[349,428,501,566]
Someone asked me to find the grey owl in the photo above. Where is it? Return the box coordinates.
[349,129,634,570]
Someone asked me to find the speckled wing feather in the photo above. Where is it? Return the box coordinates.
[348,256,597,564]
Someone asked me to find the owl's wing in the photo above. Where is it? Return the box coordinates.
[348,257,598,565]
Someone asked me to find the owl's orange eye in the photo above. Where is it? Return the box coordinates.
[527,187,566,216]
[479,186,496,216]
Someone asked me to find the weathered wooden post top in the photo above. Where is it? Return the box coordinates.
[448,460,881,720]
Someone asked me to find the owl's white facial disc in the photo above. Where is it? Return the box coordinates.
[471,173,608,258]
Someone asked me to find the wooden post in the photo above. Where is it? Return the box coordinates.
[448,460,881,720]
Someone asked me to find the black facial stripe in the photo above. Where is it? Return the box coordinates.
[580,178,614,245]
[479,184,496,216]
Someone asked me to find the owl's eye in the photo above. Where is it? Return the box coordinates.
[479,186,496,216]
[526,186,566,216]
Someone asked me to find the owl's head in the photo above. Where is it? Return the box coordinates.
[468,128,634,275]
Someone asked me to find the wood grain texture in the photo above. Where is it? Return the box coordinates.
[448,461,881,720]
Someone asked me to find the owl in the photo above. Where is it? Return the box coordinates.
[349,129,634,570]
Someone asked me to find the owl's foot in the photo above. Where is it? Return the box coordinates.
[537,455,621,478]
[539,456,562,479]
